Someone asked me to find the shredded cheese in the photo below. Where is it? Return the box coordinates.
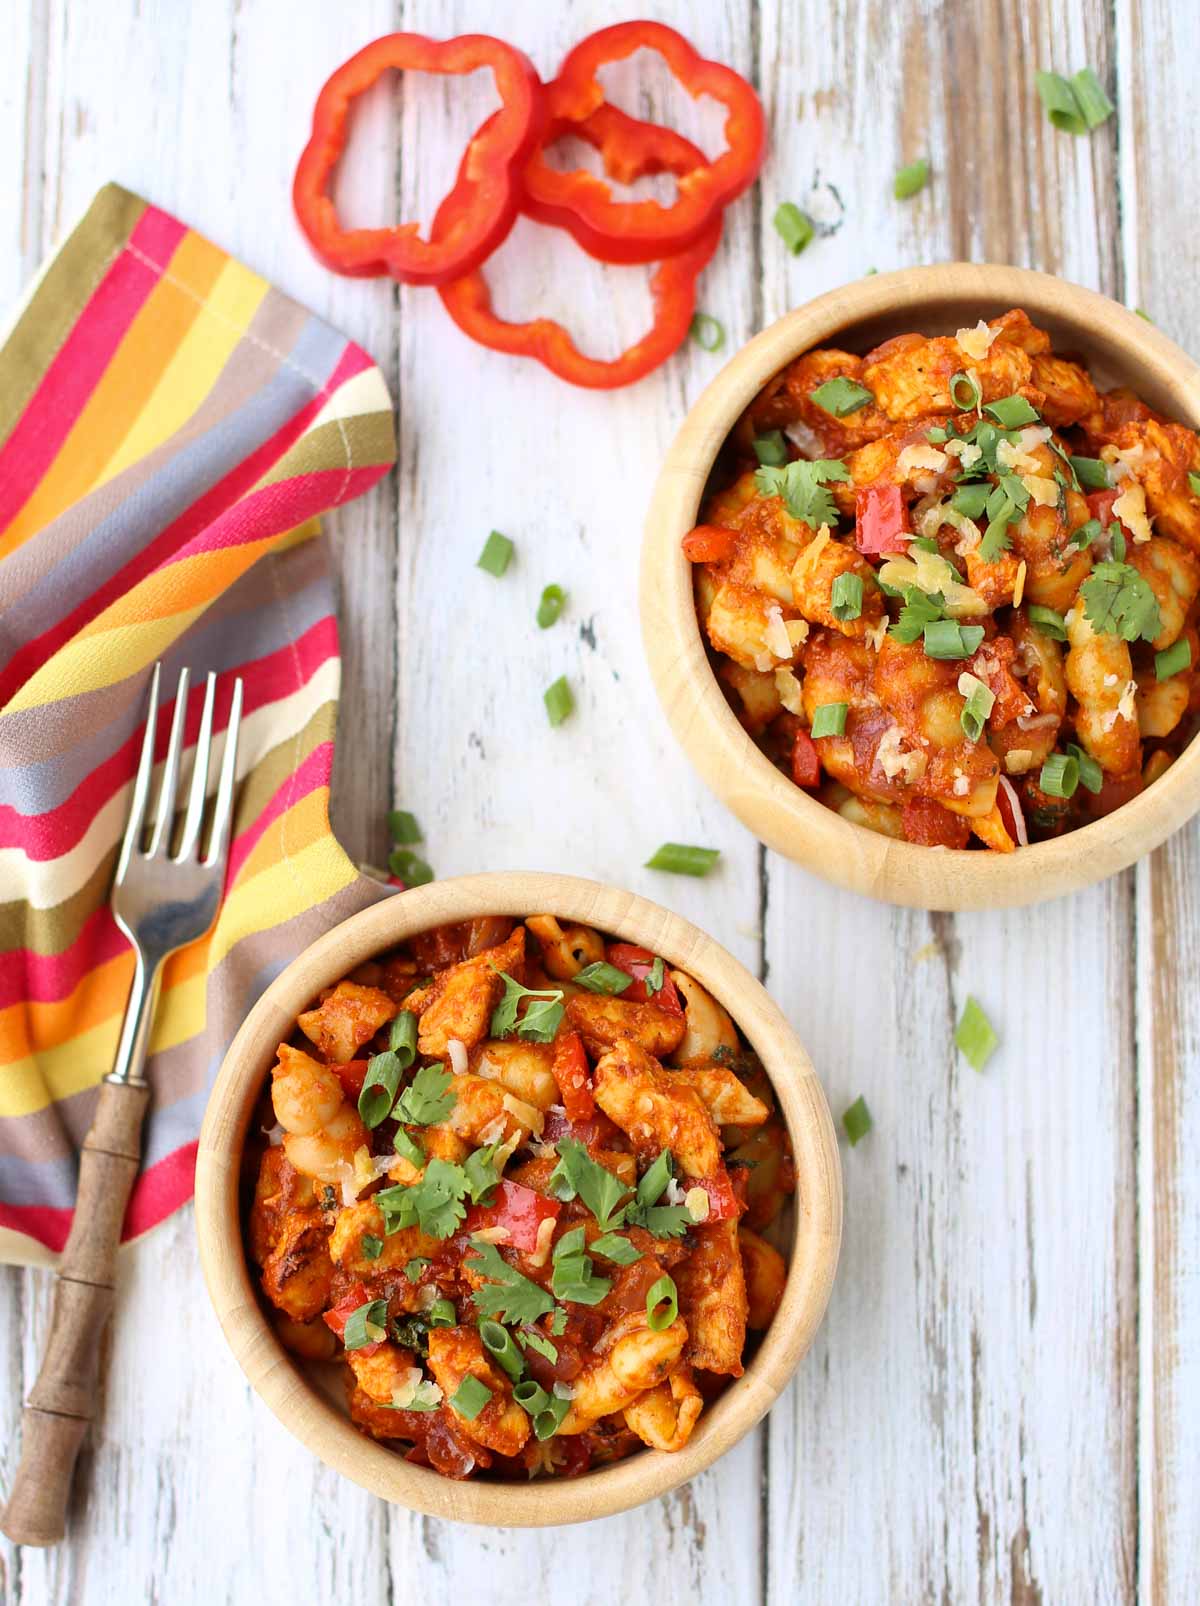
[775,667,805,714]
[477,1114,507,1147]
[955,320,998,361]
[765,605,793,660]
[526,1214,558,1269]
[786,617,810,649]
[1004,748,1036,775]
[1013,559,1027,608]
[865,616,889,650]
[664,1178,687,1206]
[997,438,1041,474]
[793,524,832,579]
[875,724,928,783]
[877,547,988,618]
[501,1092,544,1137]
[1021,474,1059,508]
[684,1186,711,1223]
[896,443,950,479]
[447,1038,468,1077]
[1117,678,1138,723]
[472,1225,512,1245]
[944,437,983,469]
[1112,482,1153,543]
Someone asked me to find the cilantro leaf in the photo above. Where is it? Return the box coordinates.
[394,1063,456,1126]
[644,956,665,997]
[467,1238,556,1324]
[375,1157,470,1240]
[548,1139,631,1232]
[464,1143,502,1205]
[549,1307,568,1335]
[890,586,946,643]
[625,1202,694,1239]
[520,1328,559,1364]
[1080,561,1162,643]
[755,458,850,529]
[389,1312,432,1355]
[362,1235,384,1261]
[490,971,566,1042]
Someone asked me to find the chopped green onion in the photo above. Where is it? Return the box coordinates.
[389,1008,418,1067]
[1135,307,1154,323]
[358,1051,403,1128]
[909,536,942,555]
[479,1319,526,1382]
[1110,522,1127,562]
[926,426,949,444]
[361,1235,383,1261]
[428,1298,457,1328]
[513,1379,550,1416]
[1035,70,1087,134]
[842,1095,872,1146]
[923,621,985,660]
[637,1150,674,1207]
[690,312,725,352]
[645,842,720,877]
[645,1275,679,1331]
[573,960,634,995]
[1070,455,1111,490]
[958,671,996,742]
[955,996,998,1072]
[544,675,574,727]
[1040,751,1080,799]
[893,158,929,199]
[343,1298,389,1351]
[449,1375,493,1420]
[753,430,789,467]
[1156,637,1192,680]
[1071,67,1115,130]
[949,371,982,411]
[830,572,864,622]
[388,849,434,887]
[1027,604,1067,641]
[984,394,1041,428]
[404,1257,430,1281]
[393,1128,425,1169]
[590,1232,642,1265]
[1188,471,1200,498]
[810,702,848,738]
[644,957,666,995]
[537,584,567,629]
[1065,743,1104,795]
[533,1393,572,1440]
[1068,517,1102,552]
[810,377,874,417]
[477,530,514,577]
[387,809,422,844]
[773,201,814,255]
[951,483,991,519]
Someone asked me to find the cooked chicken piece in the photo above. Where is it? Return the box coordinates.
[592,1037,721,1177]
[566,994,686,1059]
[1128,537,1200,648]
[674,1219,748,1375]
[861,320,1040,422]
[260,1208,334,1323]
[298,980,396,1063]
[669,1063,769,1127]
[427,1327,531,1458]
[558,1313,689,1433]
[403,927,526,1056]
[739,1227,788,1329]
[1029,352,1100,428]
[1103,420,1200,553]
[734,346,890,458]
[623,1366,703,1452]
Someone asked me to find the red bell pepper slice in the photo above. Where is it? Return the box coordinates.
[522,23,765,265]
[605,943,684,1015]
[681,524,738,563]
[331,1059,369,1100]
[855,482,911,555]
[1085,488,1140,547]
[540,1107,624,1150]
[464,1180,562,1253]
[791,728,821,788]
[551,1032,595,1124]
[323,1282,384,1355]
[689,1168,743,1222]
[293,33,545,287]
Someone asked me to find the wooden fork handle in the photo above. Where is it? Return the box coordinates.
[1,1079,150,1547]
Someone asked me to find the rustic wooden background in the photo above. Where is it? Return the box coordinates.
[2,0,1197,1601]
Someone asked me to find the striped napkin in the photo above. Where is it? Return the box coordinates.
[0,184,395,1266]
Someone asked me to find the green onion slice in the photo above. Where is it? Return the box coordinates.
[1065,743,1104,795]
[645,1275,679,1332]
[358,1051,403,1128]
[1035,70,1086,134]
[449,1376,493,1420]
[343,1298,388,1351]
[810,702,848,739]
[1070,455,1111,490]
[479,1319,526,1382]
[690,312,725,352]
[1155,637,1192,680]
[984,394,1040,428]
[1072,67,1115,130]
[393,1128,425,1169]
[573,960,634,995]
[842,1095,872,1146]
[477,530,514,577]
[387,809,422,844]
[513,1380,550,1416]
[955,996,998,1072]
[537,584,567,629]
[923,621,985,660]
[830,572,864,622]
[389,1008,418,1067]
[404,1257,430,1281]
[773,201,814,255]
[388,848,434,887]
[589,1232,642,1265]
[1068,517,1102,552]
[893,158,929,199]
[533,1393,572,1440]
[949,371,982,411]
[753,430,789,467]
[1110,523,1127,562]
[1027,604,1067,641]
[544,675,574,727]
[1188,471,1200,498]
[810,376,874,417]
[644,842,720,877]
[429,1298,456,1328]
[1040,751,1080,799]
[958,671,996,742]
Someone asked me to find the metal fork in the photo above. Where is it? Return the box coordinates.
[1,663,243,1549]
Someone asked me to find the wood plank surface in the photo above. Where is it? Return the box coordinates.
[0,0,1195,1601]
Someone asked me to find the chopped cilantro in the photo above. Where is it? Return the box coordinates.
[393,1062,456,1126]
[467,1238,556,1325]
[548,1139,630,1232]
[490,971,565,1043]
[1080,561,1162,643]
[755,458,850,529]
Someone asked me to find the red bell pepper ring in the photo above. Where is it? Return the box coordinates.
[464,1180,561,1253]
[522,22,765,266]
[605,943,684,1015]
[323,1282,384,1355]
[551,1032,595,1125]
[855,482,912,555]
[293,33,545,287]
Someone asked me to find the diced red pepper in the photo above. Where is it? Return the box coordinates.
[1085,487,1141,549]
[331,1059,369,1100]
[605,943,684,1015]
[323,1282,384,1355]
[293,33,545,286]
[791,728,821,787]
[855,482,911,555]
[901,797,970,849]
[681,524,738,563]
[464,1180,562,1253]
[551,1031,595,1124]
[689,1168,743,1222]
[522,22,765,265]
[540,1107,624,1150]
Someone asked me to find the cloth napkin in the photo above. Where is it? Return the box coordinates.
[0,184,395,1266]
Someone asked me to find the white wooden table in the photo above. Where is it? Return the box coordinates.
[3,1,1197,1600]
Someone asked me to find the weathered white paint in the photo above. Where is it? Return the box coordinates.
[1,1,1196,1601]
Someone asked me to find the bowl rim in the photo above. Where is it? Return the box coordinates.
[640,262,1200,910]
[195,870,842,1526]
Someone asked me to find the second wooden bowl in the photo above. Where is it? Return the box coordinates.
[641,264,1200,909]
[194,871,842,1526]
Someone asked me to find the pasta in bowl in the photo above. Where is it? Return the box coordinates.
[196,873,840,1524]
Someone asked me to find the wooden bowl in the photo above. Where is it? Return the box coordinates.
[195,871,841,1526]
[641,264,1200,909]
